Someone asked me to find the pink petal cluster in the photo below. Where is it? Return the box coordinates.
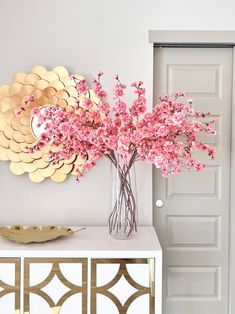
[27,73,216,180]
[17,95,34,115]
[75,79,88,95]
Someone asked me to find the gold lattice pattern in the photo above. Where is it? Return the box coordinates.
[24,258,87,314]
[91,258,155,314]
[0,66,99,182]
[0,258,20,313]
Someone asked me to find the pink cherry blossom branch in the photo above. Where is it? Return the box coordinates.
[21,72,216,181]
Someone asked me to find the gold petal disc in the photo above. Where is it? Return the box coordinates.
[22,162,38,173]
[34,158,49,169]
[11,117,22,131]
[32,89,43,100]
[57,99,68,109]
[47,95,59,105]
[4,110,15,125]
[21,126,31,135]
[64,154,77,165]
[10,162,25,175]
[37,95,49,106]
[53,66,69,79]
[64,86,78,97]
[49,80,65,91]
[67,97,77,107]
[39,167,56,177]
[43,87,57,97]
[24,134,36,144]
[0,147,9,160]
[0,86,9,98]
[1,97,12,112]
[55,90,69,99]
[29,170,45,183]
[0,132,10,148]
[4,125,14,139]
[32,66,47,78]
[19,152,34,163]
[34,80,49,90]
[13,73,27,84]
[9,140,21,153]
[8,150,21,162]
[50,160,64,169]
[13,131,25,143]
[29,150,43,159]
[20,85,34,97]
[24,74,40,85]
[20,116,30,126]
[58,164,74,175]
[0,115,7,131]
[9,83,23,97]
[42,71,59,82]
[51,171,67,182]
[19,142,28,152]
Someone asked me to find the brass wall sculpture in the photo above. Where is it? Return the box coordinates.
[0,66,99,183]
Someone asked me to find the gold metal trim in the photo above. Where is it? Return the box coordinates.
[0,258,20,313]
[0,66,99,182]
[24,258,87,314]
[91,258,155,314]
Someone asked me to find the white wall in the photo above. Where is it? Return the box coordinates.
[0,0,234,226]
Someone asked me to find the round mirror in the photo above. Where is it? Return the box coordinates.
[31,105,57,139]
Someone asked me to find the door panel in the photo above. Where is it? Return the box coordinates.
[153,48,232,314]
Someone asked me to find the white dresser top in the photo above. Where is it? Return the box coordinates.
[0,226,162,258]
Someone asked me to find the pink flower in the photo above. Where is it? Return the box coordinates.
[113,101,127,114]
[83,98,92,110]
[130,96,146,117]
[76,79,88,94]
[98,101,110,115]
[24,73,215,181]
[113,83,126,99]
[134,88,145,95]
[31,107,40,116]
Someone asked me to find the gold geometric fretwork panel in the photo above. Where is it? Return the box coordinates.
[91,258,155,314]
[24,258,87,314]
[0,258,20,314]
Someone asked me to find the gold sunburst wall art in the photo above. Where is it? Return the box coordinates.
[0,66,99,183]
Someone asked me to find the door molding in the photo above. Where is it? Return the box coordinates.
[149,30,235,314]
[149,30,235,46]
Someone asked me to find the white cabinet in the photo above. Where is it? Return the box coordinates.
[0,226,162,314]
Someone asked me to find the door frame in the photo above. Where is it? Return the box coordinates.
[149,30,235,314]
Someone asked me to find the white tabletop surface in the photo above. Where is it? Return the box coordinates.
[0,226,162,257]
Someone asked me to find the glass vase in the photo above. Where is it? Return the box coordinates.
[109,155,137,239]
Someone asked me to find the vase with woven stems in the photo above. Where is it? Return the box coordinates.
[21,71,217,242]
[108,151,138,240]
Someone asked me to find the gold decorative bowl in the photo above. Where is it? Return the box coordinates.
[0,225,84,244]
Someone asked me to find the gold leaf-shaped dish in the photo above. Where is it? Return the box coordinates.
[0,225,79,244]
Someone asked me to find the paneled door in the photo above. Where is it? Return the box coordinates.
[153,47,232,314]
